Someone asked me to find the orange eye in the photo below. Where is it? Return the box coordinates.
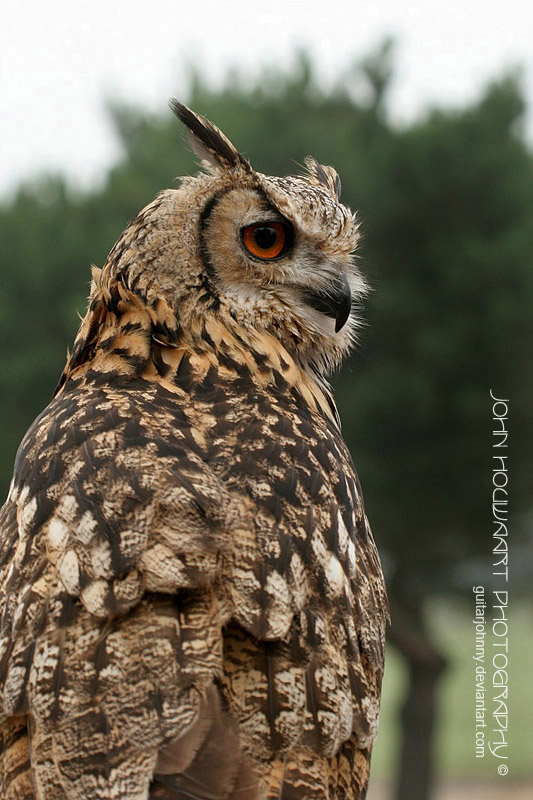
[241,222,289,260]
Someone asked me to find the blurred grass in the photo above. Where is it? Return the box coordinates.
[369,602,531,781]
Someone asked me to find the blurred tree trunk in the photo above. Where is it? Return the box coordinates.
[388,598,447,800]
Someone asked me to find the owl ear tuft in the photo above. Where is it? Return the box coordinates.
[303,156,342,200]
[170,100,251,174]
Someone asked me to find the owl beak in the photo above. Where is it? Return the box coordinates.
[304,273,352,333]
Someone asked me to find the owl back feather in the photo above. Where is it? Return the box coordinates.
[0,101,387,800]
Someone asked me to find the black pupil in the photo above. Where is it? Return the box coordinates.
[254,226,278,250]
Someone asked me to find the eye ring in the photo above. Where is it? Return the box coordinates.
[241,222,292,260]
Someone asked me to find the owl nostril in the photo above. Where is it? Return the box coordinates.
[303,273,352,333]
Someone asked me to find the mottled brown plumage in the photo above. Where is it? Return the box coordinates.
[0,103,387,799]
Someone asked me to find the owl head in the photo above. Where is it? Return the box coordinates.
[83,102,366,379]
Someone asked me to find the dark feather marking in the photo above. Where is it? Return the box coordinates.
[217,352,240,373]
[50,634,67,722]
[152,685,164,719]
[193,367,229,403]
[91,636,109,695]
[260,492,284,524]
[27,490,58,540]
[272,416,293,438]
[174,354,194,390]
[229,329,247,348]
[0,640,14,686]
[301,505,315,564]
[151,345,171,377]
[150,782,205,800]
[256,559,270,639]
[230,448,256,476]
[333,472,351,516]
[154,437,188,461]
[274,468,298,502]
[57,594,78,628]
[85,368,128,386]
[311,440,333,473]
[273,531,292,573]
[121,321,144,335]
[152,318,181,346]
[358,515,370,546]
[2,718,28,751]
[0,574,14,631]
[209,399,233,418]
[10,639,35,715]
[303,608,322,650]
[106,580,118,618]
[341,608,361,662]
[103,285,121,315]
[253,440,282,462]
[41,416,62,450]
[304,664,322,750]
[1,740,32,786]
[285,438,306,461]
[198,192,228,284]
[273,371,289,393]
[112,348,148,375]
[99,336,115,352]
[264,642,280,748]
[334,474,353,535]
[5,557,47,637]
[249,349,271,374]
[348,665,372,741]
[168,471,208,519]
[324,499,340,558]
[200,326,216,350]
[123,413,144,445]
[304,468,324,501]
[82,439,95,473]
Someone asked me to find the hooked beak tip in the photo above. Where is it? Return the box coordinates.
[304,273,352,333]
[332,273,352,332]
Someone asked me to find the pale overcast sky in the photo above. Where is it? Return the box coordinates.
[1,0,532,195]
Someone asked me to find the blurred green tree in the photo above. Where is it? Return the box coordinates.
[1,44,532,800]
[334,66,533,800]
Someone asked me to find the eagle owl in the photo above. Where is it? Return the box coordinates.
[0,103,387,800]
